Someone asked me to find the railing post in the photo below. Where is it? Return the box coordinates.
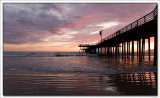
[153,9,155,18]
[144,16,146,23]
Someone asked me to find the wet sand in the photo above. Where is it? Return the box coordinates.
[3,70,157,95]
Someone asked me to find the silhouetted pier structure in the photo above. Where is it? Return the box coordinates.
[79,6,157,66]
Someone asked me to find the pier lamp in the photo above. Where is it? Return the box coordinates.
[100,30,104,42]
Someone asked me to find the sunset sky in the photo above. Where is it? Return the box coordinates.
[3,3,156,52]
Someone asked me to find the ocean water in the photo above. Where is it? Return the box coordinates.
[3,52,156,74]
[3,52,157,95]
[3,71,157,95]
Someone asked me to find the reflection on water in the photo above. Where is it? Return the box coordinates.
[99,55,154,66]
[3,71,157,95]
[100,72,157,95]
[97,55,156,73]
[3,53,157,95]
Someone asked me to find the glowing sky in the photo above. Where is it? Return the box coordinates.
[3,3,156,52]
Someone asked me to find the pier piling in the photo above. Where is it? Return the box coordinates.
[148,37,150,61]
[132,40,134,59]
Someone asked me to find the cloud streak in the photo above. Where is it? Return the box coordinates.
[3,3,156,51]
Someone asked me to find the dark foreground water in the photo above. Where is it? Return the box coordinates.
[3,52,157,95]
[3,71,157,95]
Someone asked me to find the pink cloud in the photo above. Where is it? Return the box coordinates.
[73,13,100,29]
[3,3,156,51]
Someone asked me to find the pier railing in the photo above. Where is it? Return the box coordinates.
[80,5,157,47]
[78,43,97,47]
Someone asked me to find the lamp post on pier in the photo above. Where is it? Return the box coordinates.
[100,30,104,42]
[99,30,104,54]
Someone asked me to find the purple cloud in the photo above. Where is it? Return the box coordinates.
[3,3,156,46]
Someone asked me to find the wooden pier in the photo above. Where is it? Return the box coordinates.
[79,5,157,66]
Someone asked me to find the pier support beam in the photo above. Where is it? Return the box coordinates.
[154,35,157,66]
[94,48,96,54]
[124,42,126,59]
[98,48,99,54]
[115,45,118,57]
[101,47,102,54]
[127,42,129,58]
[129,41,130,58]
[142,39,145,59]
[109,47,110,56]
[148,37,150,61]
[107,47,109,56]
[110,47,112,56]
[122,43,123,59]
[105,47,106,55]
[112,47,115,56]
[139,39,142,62]
[137,40,139,59]
[117,44,120,57]
[132,40,134,59]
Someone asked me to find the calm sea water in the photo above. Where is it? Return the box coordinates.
[3,52,156,74]
[3,52,157,95]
